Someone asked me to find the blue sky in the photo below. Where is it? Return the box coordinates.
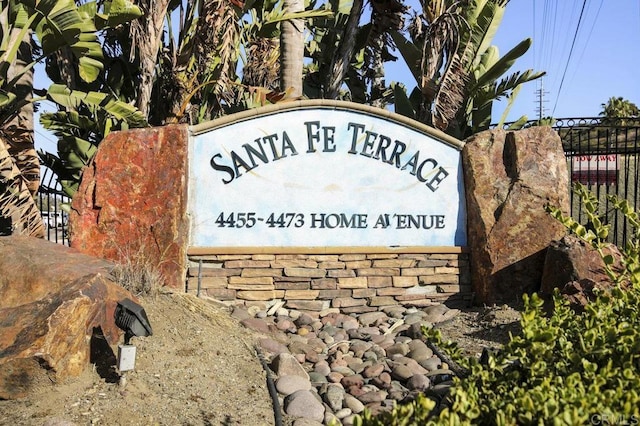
[385,0,640,124]
[493,0,640,122]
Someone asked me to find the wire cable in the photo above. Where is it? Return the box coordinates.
[552,0,588,116]
[572,0,603,81]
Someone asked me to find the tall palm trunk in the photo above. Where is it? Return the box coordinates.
[280,0,305,98]
[130,0,171,121]
[0,138,44,237]
[4,28,39,196]
[0,23,44,237]
[325,0,364,99]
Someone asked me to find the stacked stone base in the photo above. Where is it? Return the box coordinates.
[186,252,472,313]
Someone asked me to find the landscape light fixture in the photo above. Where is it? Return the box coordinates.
[115,298,153,343]
[114,298,153,373]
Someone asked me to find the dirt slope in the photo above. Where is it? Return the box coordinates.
[0,292,274,426]
[0,291,523,426]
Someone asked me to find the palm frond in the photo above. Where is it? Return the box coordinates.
[0,138,44,237]
[243,38,280,89]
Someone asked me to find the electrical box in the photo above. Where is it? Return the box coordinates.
[118,344,137,371]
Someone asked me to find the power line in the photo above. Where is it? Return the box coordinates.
[552,0,588,116]
[35,129,58,153]
[572,0,603,82]
[533,0,536,69]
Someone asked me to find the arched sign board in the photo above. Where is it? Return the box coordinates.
[188,101,466,252]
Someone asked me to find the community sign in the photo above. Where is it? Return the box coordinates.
[188,101,466,251]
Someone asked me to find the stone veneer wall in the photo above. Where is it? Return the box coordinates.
[69,120,473,311]
[185,252,472,312]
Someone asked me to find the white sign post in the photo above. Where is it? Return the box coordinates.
[188,102,466,250]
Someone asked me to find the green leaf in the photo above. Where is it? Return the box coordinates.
[0,90,17,108]
[464,0,507,60]
[505,115,528,130]
[78,56,102,83]
[473,38,533,91]
[22,0,104,83]
[45,84,147,127]
[497,84,521,127]
[104,0,143,27]
[389,30,421,85]
[392,83,416,120]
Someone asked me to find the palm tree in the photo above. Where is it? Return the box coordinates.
[0,0,108,236]
[600,97,640,126]
[324,0,364,100]
[280,0,305,98]
[392,0,544,138]
[35,0,544,206]
[128,0,172,122]
[2,26,38,195]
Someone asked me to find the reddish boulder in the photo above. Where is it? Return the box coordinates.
[70,125,189,289]
[463,127,570,304]
[558,279,602,312]
[541,234,626,311]
[0,236,136,399]
[540,234,623,296]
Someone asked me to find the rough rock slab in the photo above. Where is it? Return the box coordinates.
[0,236,136,399]
[69,125,189,289]
[463,127,570,304]
[540,234,623,296]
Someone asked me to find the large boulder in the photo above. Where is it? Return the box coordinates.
[70,125,189,288]
[540,234,625,311]
[0,236,136,399]
[540,234,623,296]
[463,127,570,305]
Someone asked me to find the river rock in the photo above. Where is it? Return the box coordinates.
[419,356,442,371]
[294,312,315,327]
[241,317,272,334]
[327,372,344,383]
[423,305,459,323]
[284,390,325,423]
[270,353,309,380]
[323,384,345,411]
[276,375,312,395]
[344,393,365,414]
[407,340,433,362]
[358,311,388,327]
[391,364,413,381]
[334,407,352,419]
[357,390,388,404]
[314,360,331,376]
[407,374,431,391]
[293,419,324,426]
[259,338,289,355]
[362,363,385,378]
[341,374,364,388]
[309,372,328,384]
[385,342,409,357]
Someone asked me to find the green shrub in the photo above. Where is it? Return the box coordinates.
[354,183,640,425]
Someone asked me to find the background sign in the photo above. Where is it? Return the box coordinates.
[571,154,619,185]
[188,102,466,248]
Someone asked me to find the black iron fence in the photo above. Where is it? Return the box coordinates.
[38,166,70,245]
[531,117,640,247]
[37,117,640,247]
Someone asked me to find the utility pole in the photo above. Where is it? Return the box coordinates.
[535,79,549,120]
